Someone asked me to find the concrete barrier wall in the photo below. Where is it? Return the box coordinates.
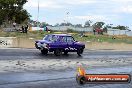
[0,37,35,48]
[0,37,15,48]
[14,38,35,48]
[0,37,132,50]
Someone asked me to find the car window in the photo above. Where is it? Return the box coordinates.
[43,35,58,42]
[43,35,49,40]
[51,35,59,42]
[59,36,67,42]
[67,36,74,42]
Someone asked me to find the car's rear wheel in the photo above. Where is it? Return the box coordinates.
[77,48,84,56]
[54,49,62,56]
[41,49,48,55]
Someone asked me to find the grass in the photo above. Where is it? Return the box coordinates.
[0,30,49,39]
[0,30,132,44]
[73,34,132,44]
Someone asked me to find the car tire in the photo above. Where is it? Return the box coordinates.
[77,48,83,56]
[64,51,68,55]
[54,49,62,56]
[41,49,48,55]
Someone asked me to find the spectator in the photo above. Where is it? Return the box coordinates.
[93,29,96,35]
[13,22,16,28]
[80,31,84,37]
[21,25,25,33]
[25,25,28,33]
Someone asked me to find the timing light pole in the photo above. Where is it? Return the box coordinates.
[37,0,40,30]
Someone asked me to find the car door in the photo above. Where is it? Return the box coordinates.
[66,36,76,51]
[58,36,68,49]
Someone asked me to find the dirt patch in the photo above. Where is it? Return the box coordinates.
[0,57,132,73]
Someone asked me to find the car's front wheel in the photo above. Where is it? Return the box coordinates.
[77,48,84,56]
[54,49,62,56]
[64,51,68,55]
[41,49,48,55]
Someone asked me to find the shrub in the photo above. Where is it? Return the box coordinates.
[67,28,78,33]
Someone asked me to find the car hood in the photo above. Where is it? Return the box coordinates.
[74,41,85,45]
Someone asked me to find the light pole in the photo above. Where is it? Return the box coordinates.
[66,12,69,32]
[37,0,40,30]
[66,12,69,25]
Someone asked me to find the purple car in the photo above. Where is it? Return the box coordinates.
[35,34,85,56]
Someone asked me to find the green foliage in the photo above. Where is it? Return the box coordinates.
[84,20,92,27]
[0,30,132,44]
[92,22,105,29]
[73,34,132,44]
[103,27,107,33]
[112,25,128,30]
[40,22,49,28]
[0,0,30,25]
[67,28,78,33]
[75,24,82,28]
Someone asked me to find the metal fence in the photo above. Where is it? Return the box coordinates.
[107,28,132,36]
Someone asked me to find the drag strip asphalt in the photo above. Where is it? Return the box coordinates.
[0,48,131,88]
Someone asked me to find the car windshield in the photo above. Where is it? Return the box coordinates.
[43,35,58,42]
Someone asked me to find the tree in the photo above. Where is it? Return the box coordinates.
[92,22,105,29]
[66,22,73,26]
[60,22,73,26]
[40,22,49,28]
[102,24,112,33]
[0,0,30,25]
[112,25,128,30]
[75,24,82,28]
[84,20,92,27]
[92,22,105,35]
[60,23,66,26]
[54,23,59,27]
[103,27,107,33]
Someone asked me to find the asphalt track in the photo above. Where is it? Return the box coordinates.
[0,48,131,60]
[0,48,132,88]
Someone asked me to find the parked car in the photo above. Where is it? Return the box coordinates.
[35,34,85,56]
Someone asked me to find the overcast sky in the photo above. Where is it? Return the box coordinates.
[24,0,132,28]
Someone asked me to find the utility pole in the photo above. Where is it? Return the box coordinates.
[66,12,69,25]
[66,12,69,32]
[37,0,40,30]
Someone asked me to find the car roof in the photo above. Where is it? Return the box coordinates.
[49,34,72,36]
